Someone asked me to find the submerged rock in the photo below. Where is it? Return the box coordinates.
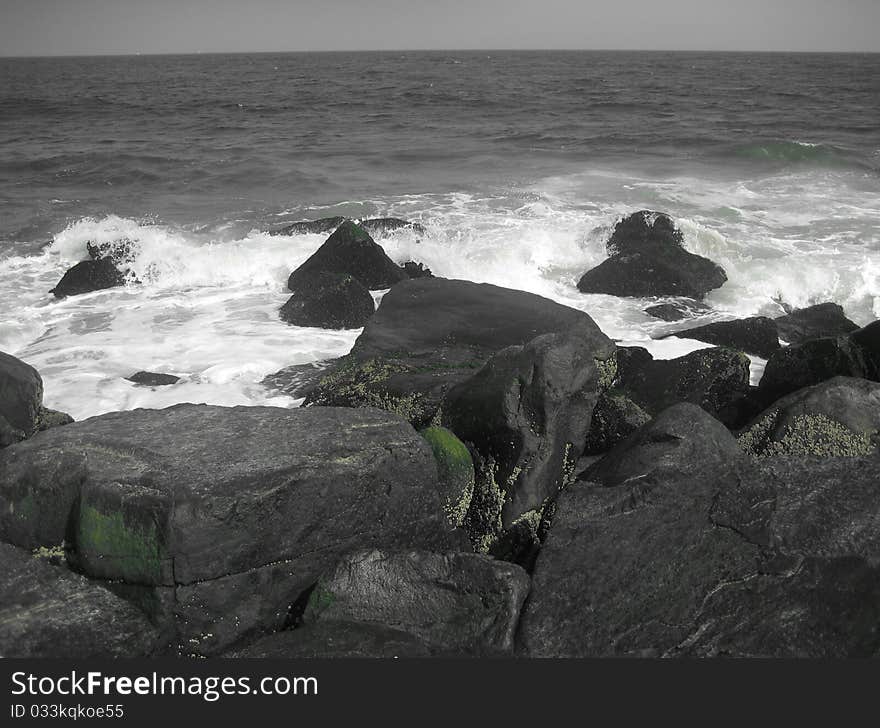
[125,371,180,386]
[644,299,713,322]
[301,549,530,655]
[402,261,433,279]
[0,543,158,658]
[280,271,375,329]
[0,404,454,655]
[274,216,347,236]
[740,376,880,457]
[0,351,43,440]
[287,220,407,291]
[661,316,780,359]
[577,211,727,299]
[87,238,138,269]
[774,302,859,345]
[51,258,126,298]
[359,217,425,237]
[520,455,880,657]
[304,277,606,428]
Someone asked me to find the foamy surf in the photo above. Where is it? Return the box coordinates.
[1,169,878,420]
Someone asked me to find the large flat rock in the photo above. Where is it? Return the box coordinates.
[0,404,453,654]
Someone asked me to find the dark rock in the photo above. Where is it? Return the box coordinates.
[420,426,475,529]
[230,621,434,658]
[304,277,609,428]
[0,404,455,655]
[402,261,433,279]
[661,316,780,359]
[581,402,743,486]
[488,504,555,573]
[577,211,727,299]
[644,299,713,322]
[287,220,407,291]
[280,271,375,329]
[583,390,651,455]
[125,371,180,386]
[442,325,615,525]
[0,543,158,658]
[758,320,880,403]
[740,377,880,457]
[0,351,43,439]
[34,406,74,432]
[260,359,339,400]
[774,302,859,345]
[359,217,426,237]
[87,238,138,268]
[51,258,126,298]
[274,217,347,236]
[520,455,880,657]
[0,415,19,448]
[615,346,752,427]
[301,549,530,655]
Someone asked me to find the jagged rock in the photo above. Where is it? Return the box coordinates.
[0,543,158,658]
[0,351,43,440]
[87,238,138,268]
[301,549,530,655]
[644,299,713,321]
[287,220,407,291]
[280,271,375,329]
[442,324,614,525]
[304,277,607,428]
[34,406,74,432]
[614,346,752,427]
[359,217,425,236]
[51,258,126,298]
[0,404,455,655]
[774,302,859,345]
[580,402,743,486]
[402,261,433,279]
[583,390,651,455]
[520,455,880,657]
[125,371,180,386]
[759,320,880,402]
[740,376,880,457]
[661,316,780,359]
[577,211,727,299]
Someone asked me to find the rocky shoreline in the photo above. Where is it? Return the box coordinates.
[2,211,878,658]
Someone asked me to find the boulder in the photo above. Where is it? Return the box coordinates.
[661,316,780,359]
[644,299,713,322]
[520,455,880,657]
[125,371,180,387]
[442,324,614,525]
[304,277,610,428]
[577,211,727,299]
[34,406,74,432]
[301,549,530,655]
[287,220,407,291]
[0,543,158,658]
[740,377,880,457]
[613,346,752,427]
[774,302,859,345]
[758,320,880,403]
[580,402,743,487]
[0,351,43,438]
[51,258,126,298]
[0,404,455,655]
[280,271,375,329]
[230,621,434,658]
[583,390,651,455]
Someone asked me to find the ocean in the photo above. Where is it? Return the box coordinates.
[1,50,878,420]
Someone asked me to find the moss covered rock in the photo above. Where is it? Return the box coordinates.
[420,426,474,528]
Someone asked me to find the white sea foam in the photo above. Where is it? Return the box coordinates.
[2,168,878,420]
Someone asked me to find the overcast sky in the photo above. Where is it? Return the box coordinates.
[1,0,879,56]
